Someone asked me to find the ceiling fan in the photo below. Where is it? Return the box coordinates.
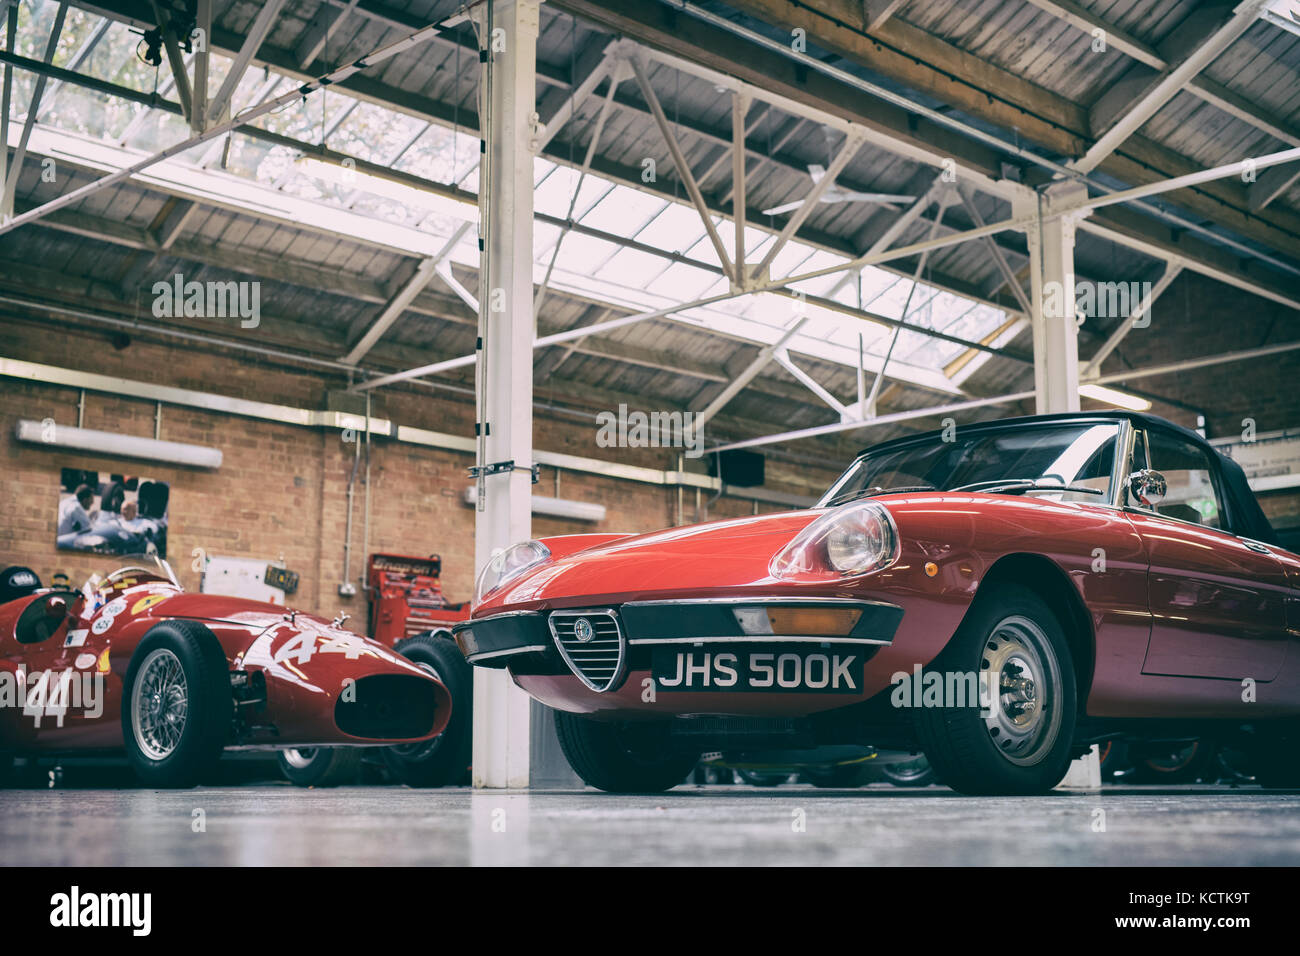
[761,164,917,217]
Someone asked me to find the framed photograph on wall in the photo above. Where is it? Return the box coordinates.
[56,469,170,558]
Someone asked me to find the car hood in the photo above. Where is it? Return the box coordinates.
[131,592,327,632]
[473,490,1123,614]
[480,509,824,611]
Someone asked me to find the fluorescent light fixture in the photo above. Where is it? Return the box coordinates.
[14,419,223,469]
[295,157,476,223]
[1078,384,1152,411]
[461,486,606,522]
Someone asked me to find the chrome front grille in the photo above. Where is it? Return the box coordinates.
[548,608,627,693]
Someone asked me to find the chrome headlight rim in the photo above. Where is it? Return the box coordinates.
[769,500,900,581]
[473,539,552,606]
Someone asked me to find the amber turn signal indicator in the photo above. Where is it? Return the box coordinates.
[764,606,863,636]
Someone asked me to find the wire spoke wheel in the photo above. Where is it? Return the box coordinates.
[980,615,1063,767]
[131,648,189,761]
[282,748,319,769]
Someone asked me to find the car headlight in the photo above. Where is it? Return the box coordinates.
[473,539,552,605]
[769,500,899,581]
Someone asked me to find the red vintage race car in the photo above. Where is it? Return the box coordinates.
[277,553,472,788]
[0,555,452,788]
[456,412,1300,795]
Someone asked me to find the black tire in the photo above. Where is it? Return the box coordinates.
[382,632,472,787]
[880,755,937,787]
[122,620,232,789]
[1132,739,1216,784]
[1250,735,1300,788]
[736,768,790,787]
[554,711,697,793]
[804,762,875,788]
[913,583,1077,796]
[277,747,363,787]
[1096,738,1130,779]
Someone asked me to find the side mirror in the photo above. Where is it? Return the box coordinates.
[1128,469,1167,508]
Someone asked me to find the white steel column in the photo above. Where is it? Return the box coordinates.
[1019,182,1100,790]
[472,0,542,790]
[1017,182,1089,414]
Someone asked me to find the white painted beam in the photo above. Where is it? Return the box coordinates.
[1075,0,1270,173]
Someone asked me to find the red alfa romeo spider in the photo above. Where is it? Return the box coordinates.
[456,412,1300,795]
[0,555,452,787]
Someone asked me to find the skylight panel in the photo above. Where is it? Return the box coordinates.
[329,102,427,165]
[595,247,673,287]
[580,186,667,235]
[644,261,723,301]
[633,202,709,254]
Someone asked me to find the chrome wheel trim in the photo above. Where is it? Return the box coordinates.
[980,615,1063,767]
[282,748,319,769]
[131,648,189,762]
[885,756,932,782]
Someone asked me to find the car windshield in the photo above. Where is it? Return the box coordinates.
[78,554,182,605]
[820,422,1121,506]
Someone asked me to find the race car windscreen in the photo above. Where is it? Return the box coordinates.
[820,422,1121,506]
[78,554,182,610]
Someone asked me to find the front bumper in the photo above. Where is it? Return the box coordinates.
[454,597,904,683]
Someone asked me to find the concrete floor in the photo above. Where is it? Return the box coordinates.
[3,783,1299,865]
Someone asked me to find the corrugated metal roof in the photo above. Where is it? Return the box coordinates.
[0,0,1295,452]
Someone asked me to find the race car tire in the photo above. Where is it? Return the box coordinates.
[277,747,363,787]
[880,755,938,788]
[122,620,232,789]
[913,583,1077,796]
[554,711,697,793]
[1132,739,1217,784]
[736,769,790,787]
[804,762,875,788]
[382,632,472,787]
[1096,738,1130,779]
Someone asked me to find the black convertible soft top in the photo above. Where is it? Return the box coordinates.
[857,411,1279,546]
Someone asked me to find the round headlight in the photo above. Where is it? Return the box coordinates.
[826,508,891,573]
[770,500,899,582]
[473,539,552,605]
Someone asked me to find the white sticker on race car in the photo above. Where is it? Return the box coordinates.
[63,629,89,648]
[104,597,127,616]
[91,614,115,635]
[74,653,96,670]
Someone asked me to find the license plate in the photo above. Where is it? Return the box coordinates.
[650,646,863,693]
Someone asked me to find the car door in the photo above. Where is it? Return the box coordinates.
[1129,427,1291,682]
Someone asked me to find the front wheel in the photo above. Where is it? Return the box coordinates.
[554,712,697,793]
[804,762,874,788]
[277,748,363,787]
[382,632,472,787]
[122,620,232,788]
[880,754,937,788]
[913,584,1077,796]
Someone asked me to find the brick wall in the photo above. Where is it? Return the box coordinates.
[1095,271,1300,438]
[1091,270,1300,529]
[0,318,840,622]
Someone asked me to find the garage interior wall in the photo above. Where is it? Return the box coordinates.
[0,316,834,613]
